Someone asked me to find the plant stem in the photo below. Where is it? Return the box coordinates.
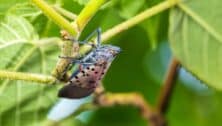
[101,0,180,42]
[0,46,38,93]
[53,5,77,20]
[73,0,108,33]
[0,70,56,84]
[157,58,180,114]
[51,40,78,80]
[79,0,180,53]
[32,0,76,36]
[52,0,107,79]
[95,92,153,120]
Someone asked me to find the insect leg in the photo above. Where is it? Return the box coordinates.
[82,28,99,43]
[78,28,102,47]
[58,56,77,60]
[61,34,93,47]
[96,28,101,46]
[59,56,84,64]
[58,56,78,76]
[64,36,96,47]
[59,56,97,66]
[62,28,102,48]
[59,56,94,77]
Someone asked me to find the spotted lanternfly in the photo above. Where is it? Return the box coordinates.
[58,28,121,99]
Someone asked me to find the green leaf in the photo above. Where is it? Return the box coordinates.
[0,15,38,69]
[0,0,26,17]
[169,1,222,89]
[7,3,41,20]
[0,15,60,126]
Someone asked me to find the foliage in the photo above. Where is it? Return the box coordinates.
[0,0,222,126]
[169,0,222,89]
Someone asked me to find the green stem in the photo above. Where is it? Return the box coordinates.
[0,46,38,93]
[0,70,56,84]
[15,46,38,70]
[52,0,108,79]
[73,0,108,32]
[31,0,76,36]
[80,0,180,53]
[51,40,77,80]
[53,5,77,20]
[37,37,62,47]
[101,0,180,42]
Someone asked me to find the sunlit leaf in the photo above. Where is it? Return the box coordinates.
[0,15,59,126]
[169,0,222,89]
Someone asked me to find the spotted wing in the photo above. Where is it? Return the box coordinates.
[58,63,110,99]
[58,84,95,99]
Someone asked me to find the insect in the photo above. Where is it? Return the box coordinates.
[58,28,121,99]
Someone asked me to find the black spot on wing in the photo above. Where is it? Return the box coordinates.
[58,83,95,99]
[88,80,96,84]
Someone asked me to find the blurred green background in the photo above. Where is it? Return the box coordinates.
[0,0,222,126]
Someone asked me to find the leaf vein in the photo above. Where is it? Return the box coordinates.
[0,23,22,39]
[178,3,222,43]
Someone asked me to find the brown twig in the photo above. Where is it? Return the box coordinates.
[145,58,180,126]
[157,58,180,114]
[95,92,153,120]
[93,84,153,120]
[72,58,180,126]
[91,58,180,126]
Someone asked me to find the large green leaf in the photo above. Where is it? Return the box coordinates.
[169,0,222,89]
[0,14,59,126]
[0,2,89,125]
[2,0,222,126]
[0,0,26,18]
[0,15,38,69]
